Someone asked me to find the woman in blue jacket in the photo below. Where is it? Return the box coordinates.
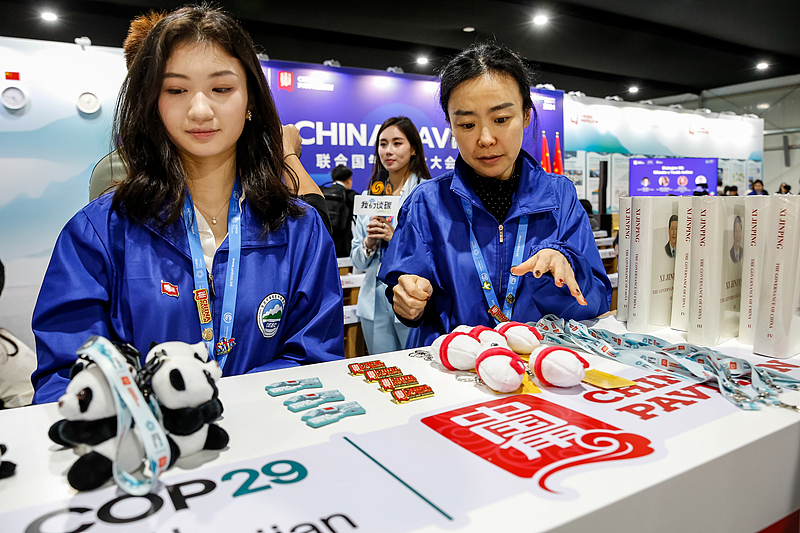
[351,117,431,354]
[379,43,611,348]
[31,5,344,404]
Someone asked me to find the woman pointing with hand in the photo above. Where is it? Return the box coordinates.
[379,43,611,348]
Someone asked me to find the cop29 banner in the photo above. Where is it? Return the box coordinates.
[262,60,563,193]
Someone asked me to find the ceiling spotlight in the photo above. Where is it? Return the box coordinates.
[533,15,548,25]
[756,62,769,70]
[41,12,57,21]
[386,66,404,74]
[629,86,639,93]
[322,59,341,67]
[417,57,429,65]
[462,27,475,33]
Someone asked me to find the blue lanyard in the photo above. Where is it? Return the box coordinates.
[460,197,529,324]
[183,178,242,369]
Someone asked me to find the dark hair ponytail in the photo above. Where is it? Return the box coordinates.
[438,43,538,134]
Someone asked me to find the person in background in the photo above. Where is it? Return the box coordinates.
[0,258,36,408]
[777,183,792,194]
[88,11,332,234]
[748,179,768,195]
[32,5,344,404]
[579,199,600,231]
[726,185,739,196]
[379,44,610,348]
[350,117,431,354]
[321,165,357,257]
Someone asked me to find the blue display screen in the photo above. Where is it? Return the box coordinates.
[629,157,718,196]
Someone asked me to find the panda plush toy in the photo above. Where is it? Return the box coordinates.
[48,357,145,491]
[143,341,229,459]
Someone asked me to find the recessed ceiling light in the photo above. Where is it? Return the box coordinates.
[533,15,548,25]
[757,62,769,70]
[757,103,770,110]
[417,57,429,65]
[462,27,475,33]
[629,86,639,93]
[41,12,57,21]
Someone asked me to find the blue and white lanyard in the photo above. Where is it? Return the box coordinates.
[461,197,529,324]
[77,337,170,495]
[536,315,800,411]
[183,178,242,369]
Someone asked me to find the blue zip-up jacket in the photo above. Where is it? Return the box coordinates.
[32,194,344,404]
[379,151,611,348]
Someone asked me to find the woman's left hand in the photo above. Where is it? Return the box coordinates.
[510,249,587,306]
[366,216,394,243]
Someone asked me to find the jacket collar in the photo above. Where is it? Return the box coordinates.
[449,150,559,222]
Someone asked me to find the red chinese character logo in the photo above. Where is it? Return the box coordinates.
[422,396,653,493]
[278,71,294,92]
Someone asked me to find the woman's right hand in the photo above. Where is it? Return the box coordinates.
[393,274,433,320]
[364,216,392,249]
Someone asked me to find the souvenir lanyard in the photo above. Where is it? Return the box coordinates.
[461,197,528,324]
[183,178,242,369]
[536,315,800,411]
[77,336,170,495]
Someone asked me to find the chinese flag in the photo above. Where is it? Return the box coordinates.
[5,72,20,81]
[540,130,552,173]
[553,132,564,175]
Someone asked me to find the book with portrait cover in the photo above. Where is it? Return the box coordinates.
[738,196,770,345]
[627,196,679,333]
[753,196,800,358]
[616,196,632,322]
[687,196,745,346]
[670,197,693,331]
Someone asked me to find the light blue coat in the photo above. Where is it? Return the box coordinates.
[350,174,421,323]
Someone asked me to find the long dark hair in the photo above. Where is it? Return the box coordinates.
[111,4,302,233]
[368,116,431,190]
[438,43,538,133]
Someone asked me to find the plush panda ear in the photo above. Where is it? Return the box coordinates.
[70,361,87,380]
[149,341,159,352]
[169,369,186,391]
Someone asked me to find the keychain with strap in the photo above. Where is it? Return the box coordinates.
[77,336,171,495]
[535,315,800,412]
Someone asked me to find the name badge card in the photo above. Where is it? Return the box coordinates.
[353,195,400,217]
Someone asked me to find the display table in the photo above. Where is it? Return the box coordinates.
[2,317,800,533]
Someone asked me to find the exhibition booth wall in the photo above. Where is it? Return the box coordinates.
[0,35,770,349]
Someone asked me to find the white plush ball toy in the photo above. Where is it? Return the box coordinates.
[452,325,474,334]
[475,346,527,393]
[470,326,510,349]
[431,331,481,371]
[495,322,543,355]
[531,346,590,388]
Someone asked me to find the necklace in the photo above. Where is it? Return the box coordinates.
[197,200,229,225]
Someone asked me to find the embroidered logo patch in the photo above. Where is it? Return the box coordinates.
[257,293,285,339]
[161,281,179,298]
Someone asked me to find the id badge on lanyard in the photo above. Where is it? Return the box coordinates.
[460,197,529,324]
[183,178,242,369]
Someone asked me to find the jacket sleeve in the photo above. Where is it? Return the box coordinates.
[246,212,344,373]
[527,183,612,320]
[350,214,376,271]
[31,212,114,404]
[378,199,439,290]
